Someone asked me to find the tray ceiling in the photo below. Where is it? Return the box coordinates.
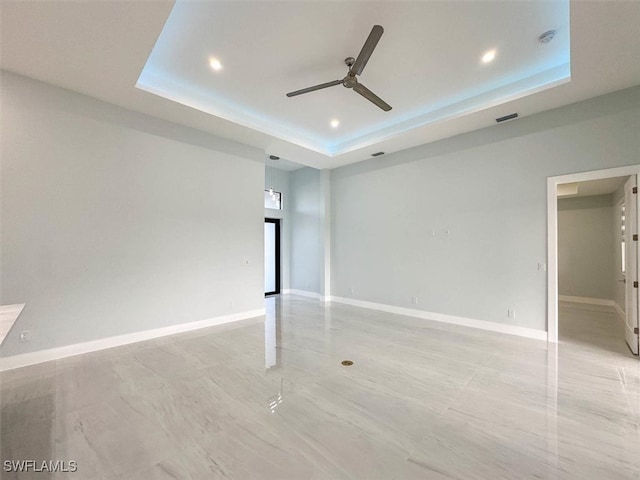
[137,1,570,157]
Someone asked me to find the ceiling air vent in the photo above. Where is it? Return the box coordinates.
[496,113,518,123]
[371,151,385,157]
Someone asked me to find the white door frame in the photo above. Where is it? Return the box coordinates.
[547,165,640,343]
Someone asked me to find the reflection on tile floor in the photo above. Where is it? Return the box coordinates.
[1,297,639,479]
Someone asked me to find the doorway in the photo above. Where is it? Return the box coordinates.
[548,165,640,352]
[265,218,281,296]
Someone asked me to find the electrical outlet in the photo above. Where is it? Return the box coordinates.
[538,263,547,272]
[19,331,30,343]
[429,229,436,237]
[411,296,419,305]
[348,287,354,294]
[507,309,516,319]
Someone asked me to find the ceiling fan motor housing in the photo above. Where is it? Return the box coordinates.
[343,76,358,88]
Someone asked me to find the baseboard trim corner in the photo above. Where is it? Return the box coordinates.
[613,302,626,321]
[329,296,547,341]
[0,308,265,372]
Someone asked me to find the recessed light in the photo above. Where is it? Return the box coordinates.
[209,57,223,71]
[330,119,340,128]
[481,49,496,64]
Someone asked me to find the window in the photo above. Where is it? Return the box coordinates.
[264,190,282,210]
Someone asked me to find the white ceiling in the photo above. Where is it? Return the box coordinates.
[1,1,639,170]
[559,177,628,198]
[267,158,304,172]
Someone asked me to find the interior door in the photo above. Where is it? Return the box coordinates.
[624,175,639,355]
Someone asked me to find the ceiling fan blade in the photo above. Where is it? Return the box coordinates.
[351,25,384,76]
[353,83,391,111]
[286,80,342,97]
[353,83,392,111]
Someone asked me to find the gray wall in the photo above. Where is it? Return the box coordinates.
[1,71,265,356]
[264,166,291,291]
[558,195,614,299]
[290,167,322,293]
[331,86,640,332]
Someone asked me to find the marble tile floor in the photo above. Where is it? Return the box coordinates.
[1,296,639,479]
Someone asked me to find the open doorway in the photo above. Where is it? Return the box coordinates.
[556,175,637,354]
[265,218,281,296]
[548,165,640,355]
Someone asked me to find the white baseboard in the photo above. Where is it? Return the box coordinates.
[329,297,547,341]
[0,308,265,372]
[558,295,616,307]
[613,302,626,321]
[559,295,626,322]
[282,289,321,299]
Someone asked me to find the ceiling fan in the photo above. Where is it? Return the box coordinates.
[286,25,392,112]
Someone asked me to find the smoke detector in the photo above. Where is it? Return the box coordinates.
[538,30,556,44]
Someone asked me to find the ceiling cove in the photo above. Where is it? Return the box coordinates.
[137,1,570,158]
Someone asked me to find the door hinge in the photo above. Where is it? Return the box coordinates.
[634,281,638,288]
[635,327,639,335]
[634,186,638,194]
[634,234,639,241]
